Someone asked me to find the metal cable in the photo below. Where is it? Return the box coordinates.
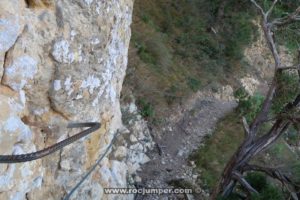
[0,122,100,163]
[63,131,119,200]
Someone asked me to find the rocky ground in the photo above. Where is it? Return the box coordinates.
[133,91,237,200]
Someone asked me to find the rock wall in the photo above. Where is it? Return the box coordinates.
[0,0,140,199]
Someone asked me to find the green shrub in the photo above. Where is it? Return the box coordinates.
[136,42,157,65]
[290,161,300,183]
[245,172,267,193]
[252,185,284,200]
[137,99,155,119]
[262,0,300,52]
[141,14,150,23]
[223,12,255,59]
[164,85,181,105]
[269,143,286,156]
[135,32,172,70]
[187,77,202,92]
[144,33,173,68]
[244,172,285,200]
[216,193,241,200]
[234,88,265,122]
[272,71,300,114]
[285,126,299,146]
[234,87,249,100]
[215,172,285,199]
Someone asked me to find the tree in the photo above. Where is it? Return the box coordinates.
[212,0,300,199]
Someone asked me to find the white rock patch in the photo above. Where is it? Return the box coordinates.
[241,76,260,96]
[0,18,20,52]
[3,55,38,91]
[53,80,62,91]
[52,40,74,64]
[84,0,94,6]
[4,116,24,132]
[80,75,101,94]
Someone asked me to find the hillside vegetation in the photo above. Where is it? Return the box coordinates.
[124,0,260,121]
[124,0,300,198]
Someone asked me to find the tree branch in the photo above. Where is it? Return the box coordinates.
[278,65,300,71]
[221,180,236,197]
[271,7,300,27]
[214,2,300,198]
[242,117,250,138]
[250,0,265,16]
[232,171,259,195]
[250,80,276,132]
[243,164,300,191]
[266,0,278,17]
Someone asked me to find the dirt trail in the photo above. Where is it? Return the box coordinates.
[135,94,237,200]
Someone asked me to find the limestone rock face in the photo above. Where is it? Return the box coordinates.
[0,0,137,199]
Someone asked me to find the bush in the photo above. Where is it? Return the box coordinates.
[234,88,265,122]
[285,126,299,146]
[136,42,157,65]
[141,14,150,23]
[216,172,285,200]
[245,172,267,193]
[223,12,255,59]
[290,161,300,183]
[263,0,300,52]
[187,77,202,92]
[245,172,285,200]
[217,193,240,200]
[144,33,173,69]
[137,99,155,119]
[252,185,284,200]
[135,32,173,70]
[272,71,300,114]
[164,85,181,105]
[269,143,286,156]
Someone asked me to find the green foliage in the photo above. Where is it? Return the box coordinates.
[127,0,261,118]
[234,88,265,122]
[190,112,244,190]
[272,72,300,114]
[285,126,299,146]
[216,193,240,200]
[136,42,157,65]
[135,32,173,70]
[137,99,155,119]
[289,161,300,183]
[187,77,202,92]
[252,185,284,200]
[245,172,267,192]
[245,172,284,200]
[141,14,150,23]
[216,173,284,200]
[260,0,300,52]
[269,142,286,156]
[234,87,249,100]
[223,12,256,59]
